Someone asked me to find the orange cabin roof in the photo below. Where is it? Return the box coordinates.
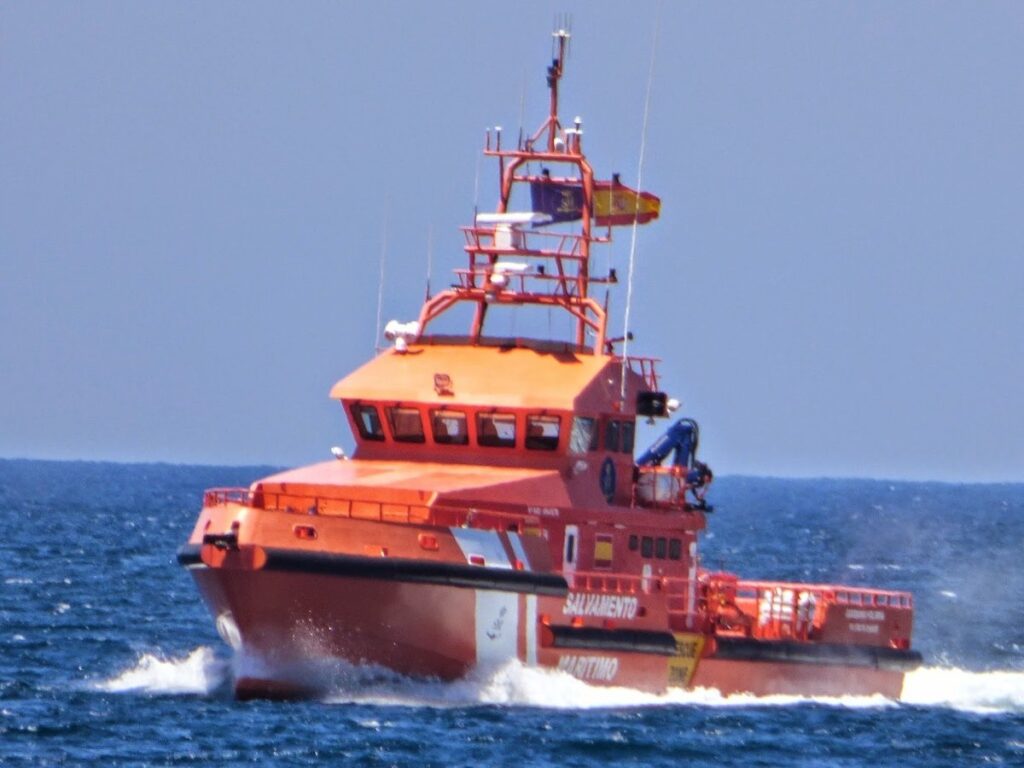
[329,341,645,412]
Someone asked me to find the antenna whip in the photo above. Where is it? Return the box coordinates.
[621,7,661,399]
[374,209,388,353]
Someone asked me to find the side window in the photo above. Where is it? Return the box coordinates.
[641,536,653,558]
[628,534,639,551]
[668,538,682,560]
[431,409,469,445]
[604,419,620,452]
[655,537,667,559]
[351,404,385,441]
[477,412,516,448]
[569,417,596,455]
[526,415,560,451]
[620,420,635,454]
[387,407,425,443]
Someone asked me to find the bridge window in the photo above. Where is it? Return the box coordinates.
[431,409,469,445]
[477,412,516,448]
[351,404,385,441]
[621,420,635,454]
[387,407,425,443]
[604,419,620,452]
[628,534,638,551]
[569,417,598,454]
[526,415,560,451]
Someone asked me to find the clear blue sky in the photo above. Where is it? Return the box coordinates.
[2,2,1022,481]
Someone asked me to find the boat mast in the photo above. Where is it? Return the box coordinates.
[416,29,611,354]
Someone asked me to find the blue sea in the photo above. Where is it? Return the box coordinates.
[1,459,1022,767]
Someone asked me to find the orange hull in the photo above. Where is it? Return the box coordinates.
[692,658,905,699]
[180,529,917,700]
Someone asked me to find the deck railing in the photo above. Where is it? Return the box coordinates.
[203,488,252,507]
[705,575,914,642]
[624,355,660,392]
[202,487,540,532]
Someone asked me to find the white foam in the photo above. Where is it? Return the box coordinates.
[95,648,1024,715]
[98,647,228,695]
[900,666,1024,713]
[322,659,893,710]
[324,660,1024,714]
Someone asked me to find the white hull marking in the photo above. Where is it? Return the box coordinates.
[525,594,537,665]
[475,590,519,665]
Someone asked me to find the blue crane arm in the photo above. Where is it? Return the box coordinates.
[636,418,700,468]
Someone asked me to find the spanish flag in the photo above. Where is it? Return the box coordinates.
[530,177,660,227]
[593,179,660,226]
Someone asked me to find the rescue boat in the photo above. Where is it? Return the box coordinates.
[178,31,922,700]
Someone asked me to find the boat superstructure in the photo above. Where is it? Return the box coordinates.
[179,31,921,699]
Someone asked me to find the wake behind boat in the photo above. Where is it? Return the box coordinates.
[178,30,922,700]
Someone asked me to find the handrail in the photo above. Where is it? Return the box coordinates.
[729,578,913,607]
[624,356,660,391]
[203,488,252,507]
[203,487,545,534]
[568,570,643,594]
[702,573,914,642]
[461,225,608,256]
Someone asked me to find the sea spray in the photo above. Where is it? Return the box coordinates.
[98,647,229,695]
[900,666,1024,713]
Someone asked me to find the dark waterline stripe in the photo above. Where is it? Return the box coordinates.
[713,636,924,671]
[176,544,568,596]
[549,625,679,655]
